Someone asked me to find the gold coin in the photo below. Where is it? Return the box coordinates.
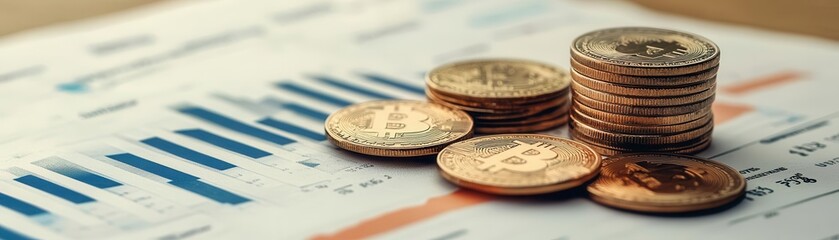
[571,69,716,97]
[571,27,720,76]
[477,102,570,126]
[587,153,745,213]
[426,90,528,114]
[572,92,714,116]
[325,100,474,157]
[571,108,713,134]
[426,88,569,110]
[437,134,601,195]
[572,80,715,107]
[573,101,710,125]
[571,132,712,156]
[569,118,712,145]
[475,115,569,134]
[426,59,571,102]
[570,58,718,86]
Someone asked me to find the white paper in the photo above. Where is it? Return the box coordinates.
[0,0,837,239]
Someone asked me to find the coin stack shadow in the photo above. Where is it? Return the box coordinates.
[568,48,718,156]
[425,60,572,134]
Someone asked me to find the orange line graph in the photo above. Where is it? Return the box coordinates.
[310,189,493,240]
[722,71,804,95]
[713,102,754,125]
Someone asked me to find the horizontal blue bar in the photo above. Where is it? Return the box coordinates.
[0,192,47,216]
[35,159,122,189]
[15,175,95,204]
[257,118,326,141]
[169,180,250,205]
[310,75,394,99]
[176,129,272,159]
[177,106,296,146]
[276,82,353,107]
[359,73,425,95]
[281,103,329,122]
[107,153,198,182]
[142,137,236,171]
[0,225,32,240]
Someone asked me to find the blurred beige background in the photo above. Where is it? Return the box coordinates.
[0,0,837,41]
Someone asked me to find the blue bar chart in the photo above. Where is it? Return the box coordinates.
[34,158,123,189]
[310,75,395,99]
[142,137,237,171]
[0,225,32,240]
[257,117,326,141]
[177,106,297,146]
[0,192,48,217]
[275,82,353,107]
[358,73,425,95]
[106,153,251,205]
[175,129,273,159]
[15,175,96,205]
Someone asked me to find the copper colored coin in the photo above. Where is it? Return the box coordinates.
[573,136,711,156]
[427,88,569,110]
[573,101,710,125]
[570,58,718,86]
[437,134,601,195]
[569,115,713,145]
[571,27,720,76]
[477,102,570,126]
[587,153,745,213]
[426,59,571,102]
[571,69,716,97]
[572,80,716,107]
[325,100,474,157]
[475,115,569,134]
[572,92,714,116]
[571,108,713,134]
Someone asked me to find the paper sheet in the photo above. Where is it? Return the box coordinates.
[0,0,838,239]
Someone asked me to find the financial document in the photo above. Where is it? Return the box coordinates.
[0,0,838,239]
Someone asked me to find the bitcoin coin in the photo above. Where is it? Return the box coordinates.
[571,69,716,97]
[570,58,718,86]
[570,119,712,145]
[572,80,715,107]
[573,101,710,125]
[571,133,711,156]
[325,100,474,157]
[571,27,720,76]
[426,88,569,111]
[437,134,601,195]
[427,59,571,102]
[477,102,570,126]
[587,153,745,212]
[571,108,713,135]
[475,115,569,134]
[572,92,714,116]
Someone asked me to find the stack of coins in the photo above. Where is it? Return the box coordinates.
[568,27,719,155]
[426,59,571,134]
[324,100,474,157]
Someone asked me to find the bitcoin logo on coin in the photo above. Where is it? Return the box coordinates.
[365,105,431,138]
[325,100,473,157]
[437,134,601,195]
[588,153,745,213]
[476,140,557,173]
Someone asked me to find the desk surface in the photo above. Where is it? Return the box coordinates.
[0,0,837,41]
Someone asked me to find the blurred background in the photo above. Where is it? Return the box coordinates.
[1,0,837,41]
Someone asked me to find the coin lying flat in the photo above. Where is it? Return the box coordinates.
[570,58,718,86]
[572,91,714,116]
[438,134,601,195]
[426,59,571,102]
[571,69,716,97]
[325,100,474,157]
[571,27,720,76]
[570,108,713,135]
[571,80,716,107]
[587,153,745,213]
